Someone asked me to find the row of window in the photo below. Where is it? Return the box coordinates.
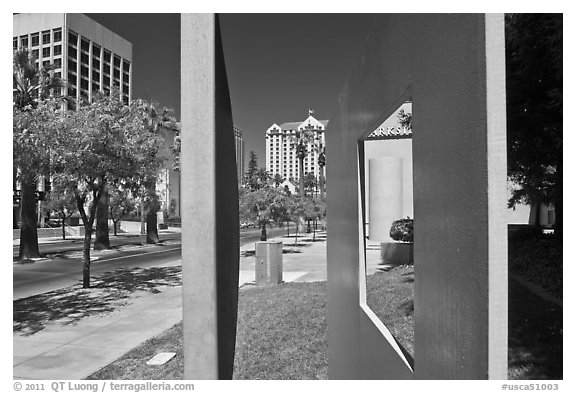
[13,28,62,50]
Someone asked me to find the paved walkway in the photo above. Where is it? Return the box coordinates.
[13,231,382,380]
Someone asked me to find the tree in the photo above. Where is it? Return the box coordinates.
[45,183,77,240]
[108,184,137,236]
[239,186,287,241]
[128,99,174,244]
[505,14,562,236]
[246,150,258,180]
[93,184,111,250]
[50,90,164,288]
[273,173,283,187]
[303,173,317,197]
[317,144,326,199]
[289,125,322,197]
[13,48,65,259]
[287,195,307,245]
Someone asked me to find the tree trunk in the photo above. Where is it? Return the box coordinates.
[299,157,305,197]
[294,225,298,244]
[260,223,267,241]
[113,220,118,236]
[94,186,111,250]
[82,226,92,288]
[286,221,290,237]
[313,219,316,241]
[61,215,66,240]
[554,154,562,239]
[307,220,311,233]
[146,209,159,244]
[140,200,146,235]
[18,180,40,259]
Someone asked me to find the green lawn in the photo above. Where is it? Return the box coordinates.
[87,262,561,380]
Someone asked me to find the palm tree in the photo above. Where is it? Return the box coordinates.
[289,124,323,230]
[133,99,177,244]
[13,47,65,259]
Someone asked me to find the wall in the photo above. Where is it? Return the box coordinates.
[364,139,413,240]
[326,14,507,379]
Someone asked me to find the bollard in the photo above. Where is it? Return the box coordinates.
[255,241,283,285]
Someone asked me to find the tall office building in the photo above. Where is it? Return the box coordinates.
[265,114,328,182]
[13,13,132,109]
[234,126,245,182]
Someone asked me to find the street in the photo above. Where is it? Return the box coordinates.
[13,226,288,299]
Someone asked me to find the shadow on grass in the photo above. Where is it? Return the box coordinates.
[508,279,562,379]
[301,238,326,243]
[283,243,312,248]
[13,266,182,336]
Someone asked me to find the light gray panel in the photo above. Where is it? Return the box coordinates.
[181,13,239,380]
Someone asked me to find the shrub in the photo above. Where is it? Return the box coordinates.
[390,217,413,242]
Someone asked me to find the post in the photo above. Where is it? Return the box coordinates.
[181,14,239,380]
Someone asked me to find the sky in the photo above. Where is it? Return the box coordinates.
[87,13,377,169]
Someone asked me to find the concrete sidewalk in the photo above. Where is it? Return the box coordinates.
[13,230,382,380]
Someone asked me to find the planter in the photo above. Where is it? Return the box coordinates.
[255,241,283,285]
[380,241,413,266]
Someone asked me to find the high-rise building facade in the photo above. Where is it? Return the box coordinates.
[234,126,245,182]
[265,114,328,182]
[13,13,133,109]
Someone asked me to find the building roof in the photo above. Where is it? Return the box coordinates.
[278,119,329,130]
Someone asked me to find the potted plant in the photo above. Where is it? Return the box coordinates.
[381,217,413,266]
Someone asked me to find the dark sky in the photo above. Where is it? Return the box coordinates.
[88,13,377,167]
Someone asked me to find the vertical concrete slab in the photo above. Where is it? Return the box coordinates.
[181,14,239,380]
[327,14,507,379]
[368,157,403,241]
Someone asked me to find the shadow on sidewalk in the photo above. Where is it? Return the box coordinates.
[14,266,182,336]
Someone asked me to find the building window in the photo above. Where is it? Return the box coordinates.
[80,66,89,77]
[31,33,39,47]
[93,59,100,70]
[31,49,39,59]
[122,84,129,95]
[13,37,17,50]
[92,70,100,81]
[103,75,110,86]
[81,38,90,52]
[20,35,28,47]
[54,71,61,79]
[81,53,89,64]
[53,45,62,56]
[123,60,130,72]
[92,43,101,57]
[43,60,50,68]
[92,82,100,92]
[113,68,120,79]
[53,58,61,68]
[67,72,77,86]
[103,63,111,75]
[68,46,77,58]
[80,78,89,90]
[42,30,51,44]
[68,31,77,45]
[68,58,77,71]
[122,95,129,105]
[123,73,130,84]
[103,50,111,63]
[68,87,77,97]
[42,47,50,57]
[113,55,121,67]
[53,28,62,42]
